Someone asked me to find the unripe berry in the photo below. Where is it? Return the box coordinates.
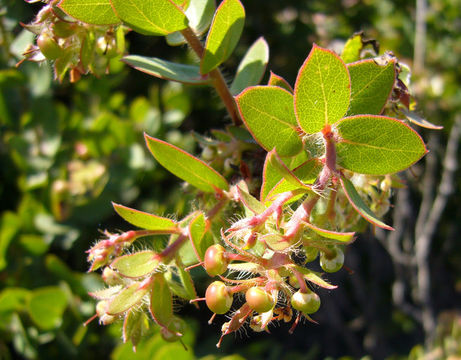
[204,244,229,276]
[303,247,319,263]
[320,247,344,273]
[245,287,274,313]
[205,281,233,314]
[37,32,63,60]
[291,289,321,314]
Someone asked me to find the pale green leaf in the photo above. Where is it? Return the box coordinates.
[111,251,159,278]
[110,0,188,36]
[188,212,207,261]
[294,44,351,133]
[200,0,245,74]
[335,115,427,175]
[149,274,173,327]
[166,0,215,45]
[347,59,396,116]
[123,56,211,84]
[303,222,355,243]
[230,37,269,95]
[27,287,68,330]
[341,33,363,64]
[340,176,393,230]
[58,0,120,25]
[267,71,293,93]
[145,135,229,192]
[292,266,337,289]
[266,149,309,190]
[113,203,178,232]
[89,286,122,300]
[107,282,149,315]
[236,86,302,156]
[237,185,266,214]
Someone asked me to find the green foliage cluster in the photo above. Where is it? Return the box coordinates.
[1,0,460,359]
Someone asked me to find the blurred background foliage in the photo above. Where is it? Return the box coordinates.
[1,0,460,359]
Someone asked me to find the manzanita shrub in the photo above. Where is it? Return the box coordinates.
[21,0,441,351]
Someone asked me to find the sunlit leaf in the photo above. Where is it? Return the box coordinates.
[111,251,159,278]
[113,203,178,232]
[58,0,120,25]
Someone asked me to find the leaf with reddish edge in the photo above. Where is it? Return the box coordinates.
[335,115,428,175]
[347,59,396,116]
[200,0,245,74]
[230,37,269,95]
[294,44,351,134]
[292,265,337,290]
[107,282,150,315]
[303,222,355,243]
[236,86,302,157]
[260,151,308,202]
[110,251,159,278]
[145,134,229,193]
[265,159,322,202]
[149,273,174,328]
[267,71,293,93]
[58,0,120,25]
[237,186,266,214]
[188,212,207,261]
[266,149,312,191]
[113,203,178,232]
[340,176,394,230]
[122,56,211,85]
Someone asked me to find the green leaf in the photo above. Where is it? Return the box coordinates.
[237,185,266,214]
[292,266,337,290]
[266,150,311,190]
[400,108,443,130]
[145,134,229,192]
[267,71,293,93]
[107,282,150,315]
[340,176,393,230]
[266,159,322,201]
[260,151,308,202]
[111,251,159,278]
[347,59,396,116]
[236,86,302,156]
[230,37,269,95]
[0,212,20,271]
[200,0,245,74]
[335,115,427,175]
[164,263,197,300]
[294,44,351,134]
[149,274,173,328]
[188,212,207,260]
[58,0,120,25]
[27,287,68,330]
[110,0,188,36]
[113,203,178,232]
[0,288,30,314]
[166,0,215,45]
[341,33,363,64]
[122,56,211,85]
[89,286,123,300]
[304,223,355,243]
[123,310,148,349]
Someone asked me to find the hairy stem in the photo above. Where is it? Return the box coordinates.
[181,27,242,126]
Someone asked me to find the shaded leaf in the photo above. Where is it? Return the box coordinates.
[230,37,269,95]
[27,287,68,330]
[294,44,351,133]
[267,71,293,93]
[347,59,396,116]
[400,108,443,130]
[110,0,188,36]
[335,115,427,175]
[236,86,302,156]
[58,0,120,25]
[123,56,211,85]
[200,0,245,74]
[145,135,229,192]
[164,263,197,300]
[149,273,173,328]
[340,176,393,230]
[113,203,178,232]
[111,251,159,278]
[188,212,207,261]
[0,212,20,271]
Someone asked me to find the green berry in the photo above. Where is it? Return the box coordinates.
[320,247,344,273]
[37,32,63,60]
[291,289,320,314]
[205,281,233,314]
[245,287,274,313]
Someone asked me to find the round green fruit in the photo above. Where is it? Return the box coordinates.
[320,247,344,273]
[205,281,233,314]
[291,289,320,314]
[37,32,63,60]
[245,287,274,313]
